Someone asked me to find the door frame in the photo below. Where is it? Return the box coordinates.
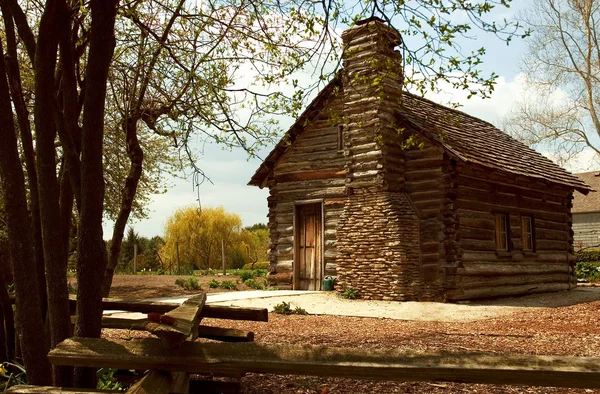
[292,199,325,290]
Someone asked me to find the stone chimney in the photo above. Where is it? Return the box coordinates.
[340,17,405,192]
[335,19,430,301]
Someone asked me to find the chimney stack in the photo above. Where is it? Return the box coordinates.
[341,17,403,94]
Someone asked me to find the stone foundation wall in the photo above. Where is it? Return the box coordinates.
[335,189,438,300]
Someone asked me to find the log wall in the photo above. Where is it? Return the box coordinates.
[447,163,576,301]
[404,144,445,299]
[267,91,347,284]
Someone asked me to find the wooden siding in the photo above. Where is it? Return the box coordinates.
[268,93,346,278]
[573,212,600,249]
[447,163,575,300]
[404,144,444,285]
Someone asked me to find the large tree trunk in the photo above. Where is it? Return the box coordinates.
[34,0,72,386]
[0,37,52,385]
[102,117,144,297]
[0,270,15,362]
[0,0,47,323]
[74,0,119,387]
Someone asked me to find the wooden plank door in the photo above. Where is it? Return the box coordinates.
[295,203,323,290]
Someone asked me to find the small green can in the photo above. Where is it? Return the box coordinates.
[322,276,335,291]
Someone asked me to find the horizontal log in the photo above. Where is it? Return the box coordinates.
[65,296,269,322]
[459,227,495,241]
[536,240,570,251]
[404,169,443,182]
[405,156,442,170]
[404,179,442,193]
[408,190,442,203]
[460,273,571,290]
[274,159,345,174]
[276,186,347,201]
[460,239,497,252]
[404,146,442,160]
[455,201,567,223]
[6,387,112,394]
[447,282,571,301]
[274,170,345,183]
[48,338,600,388]
[198,326,255,342]
[456,167,570,200]
[458,263,571,276]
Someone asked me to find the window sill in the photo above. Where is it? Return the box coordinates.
[523,251,538,257]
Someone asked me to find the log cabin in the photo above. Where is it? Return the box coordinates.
[248,17,592,301]
[573,171,600,249]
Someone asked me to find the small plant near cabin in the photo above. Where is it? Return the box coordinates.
[174,277,201,290]
[208,279,220,289]
[96,368,125,391]
[293,306,308,315]
[342,287,358,299]
[220,280,237,290]
[238,270,255,282]
[244,278,265,290]
[272,301,308,315]
[0,361,27,390]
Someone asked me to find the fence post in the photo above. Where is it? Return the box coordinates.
[222,239,226,275]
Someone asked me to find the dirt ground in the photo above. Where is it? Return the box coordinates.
[102,275,600,393]
[100,274,257,299]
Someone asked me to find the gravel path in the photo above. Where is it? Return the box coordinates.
[208,287,600,322]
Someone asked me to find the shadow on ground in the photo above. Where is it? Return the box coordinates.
[468,287,600,308]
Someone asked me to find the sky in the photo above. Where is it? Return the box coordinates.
[103,2,600,238]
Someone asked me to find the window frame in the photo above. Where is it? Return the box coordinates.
[494,213,510,251]
[521,215,535,252]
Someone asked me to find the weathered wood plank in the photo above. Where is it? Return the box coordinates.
[48,338,600,388]
[197,326,255,342]
[6,386,112,394]
[66,296,268,322]
[128,370,173,394]
[458,263,571,276]
[94,317,255,342]
[145,294,206,348]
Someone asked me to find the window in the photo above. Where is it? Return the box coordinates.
[337,125,344,151]
[495,213,509,251]
[522,216,534,251]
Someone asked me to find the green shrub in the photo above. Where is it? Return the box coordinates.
[293,306,308,315]
[244,278,265,290]
[575,249,600,263]
[272,301,308,315]
[342,287,358,299]
[220,280,237,290]
[242,261,270,270]
[238,270,255,282]
[575,261,600,282]
[174,277,201,290]
[96,367,124,391]
[208,279,219,288]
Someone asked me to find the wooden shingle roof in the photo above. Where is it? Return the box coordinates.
[573,172,600,213]
[399,93,591,193]
[249,76,592,194]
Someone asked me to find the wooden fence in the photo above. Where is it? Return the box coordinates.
[6,293,600,394]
